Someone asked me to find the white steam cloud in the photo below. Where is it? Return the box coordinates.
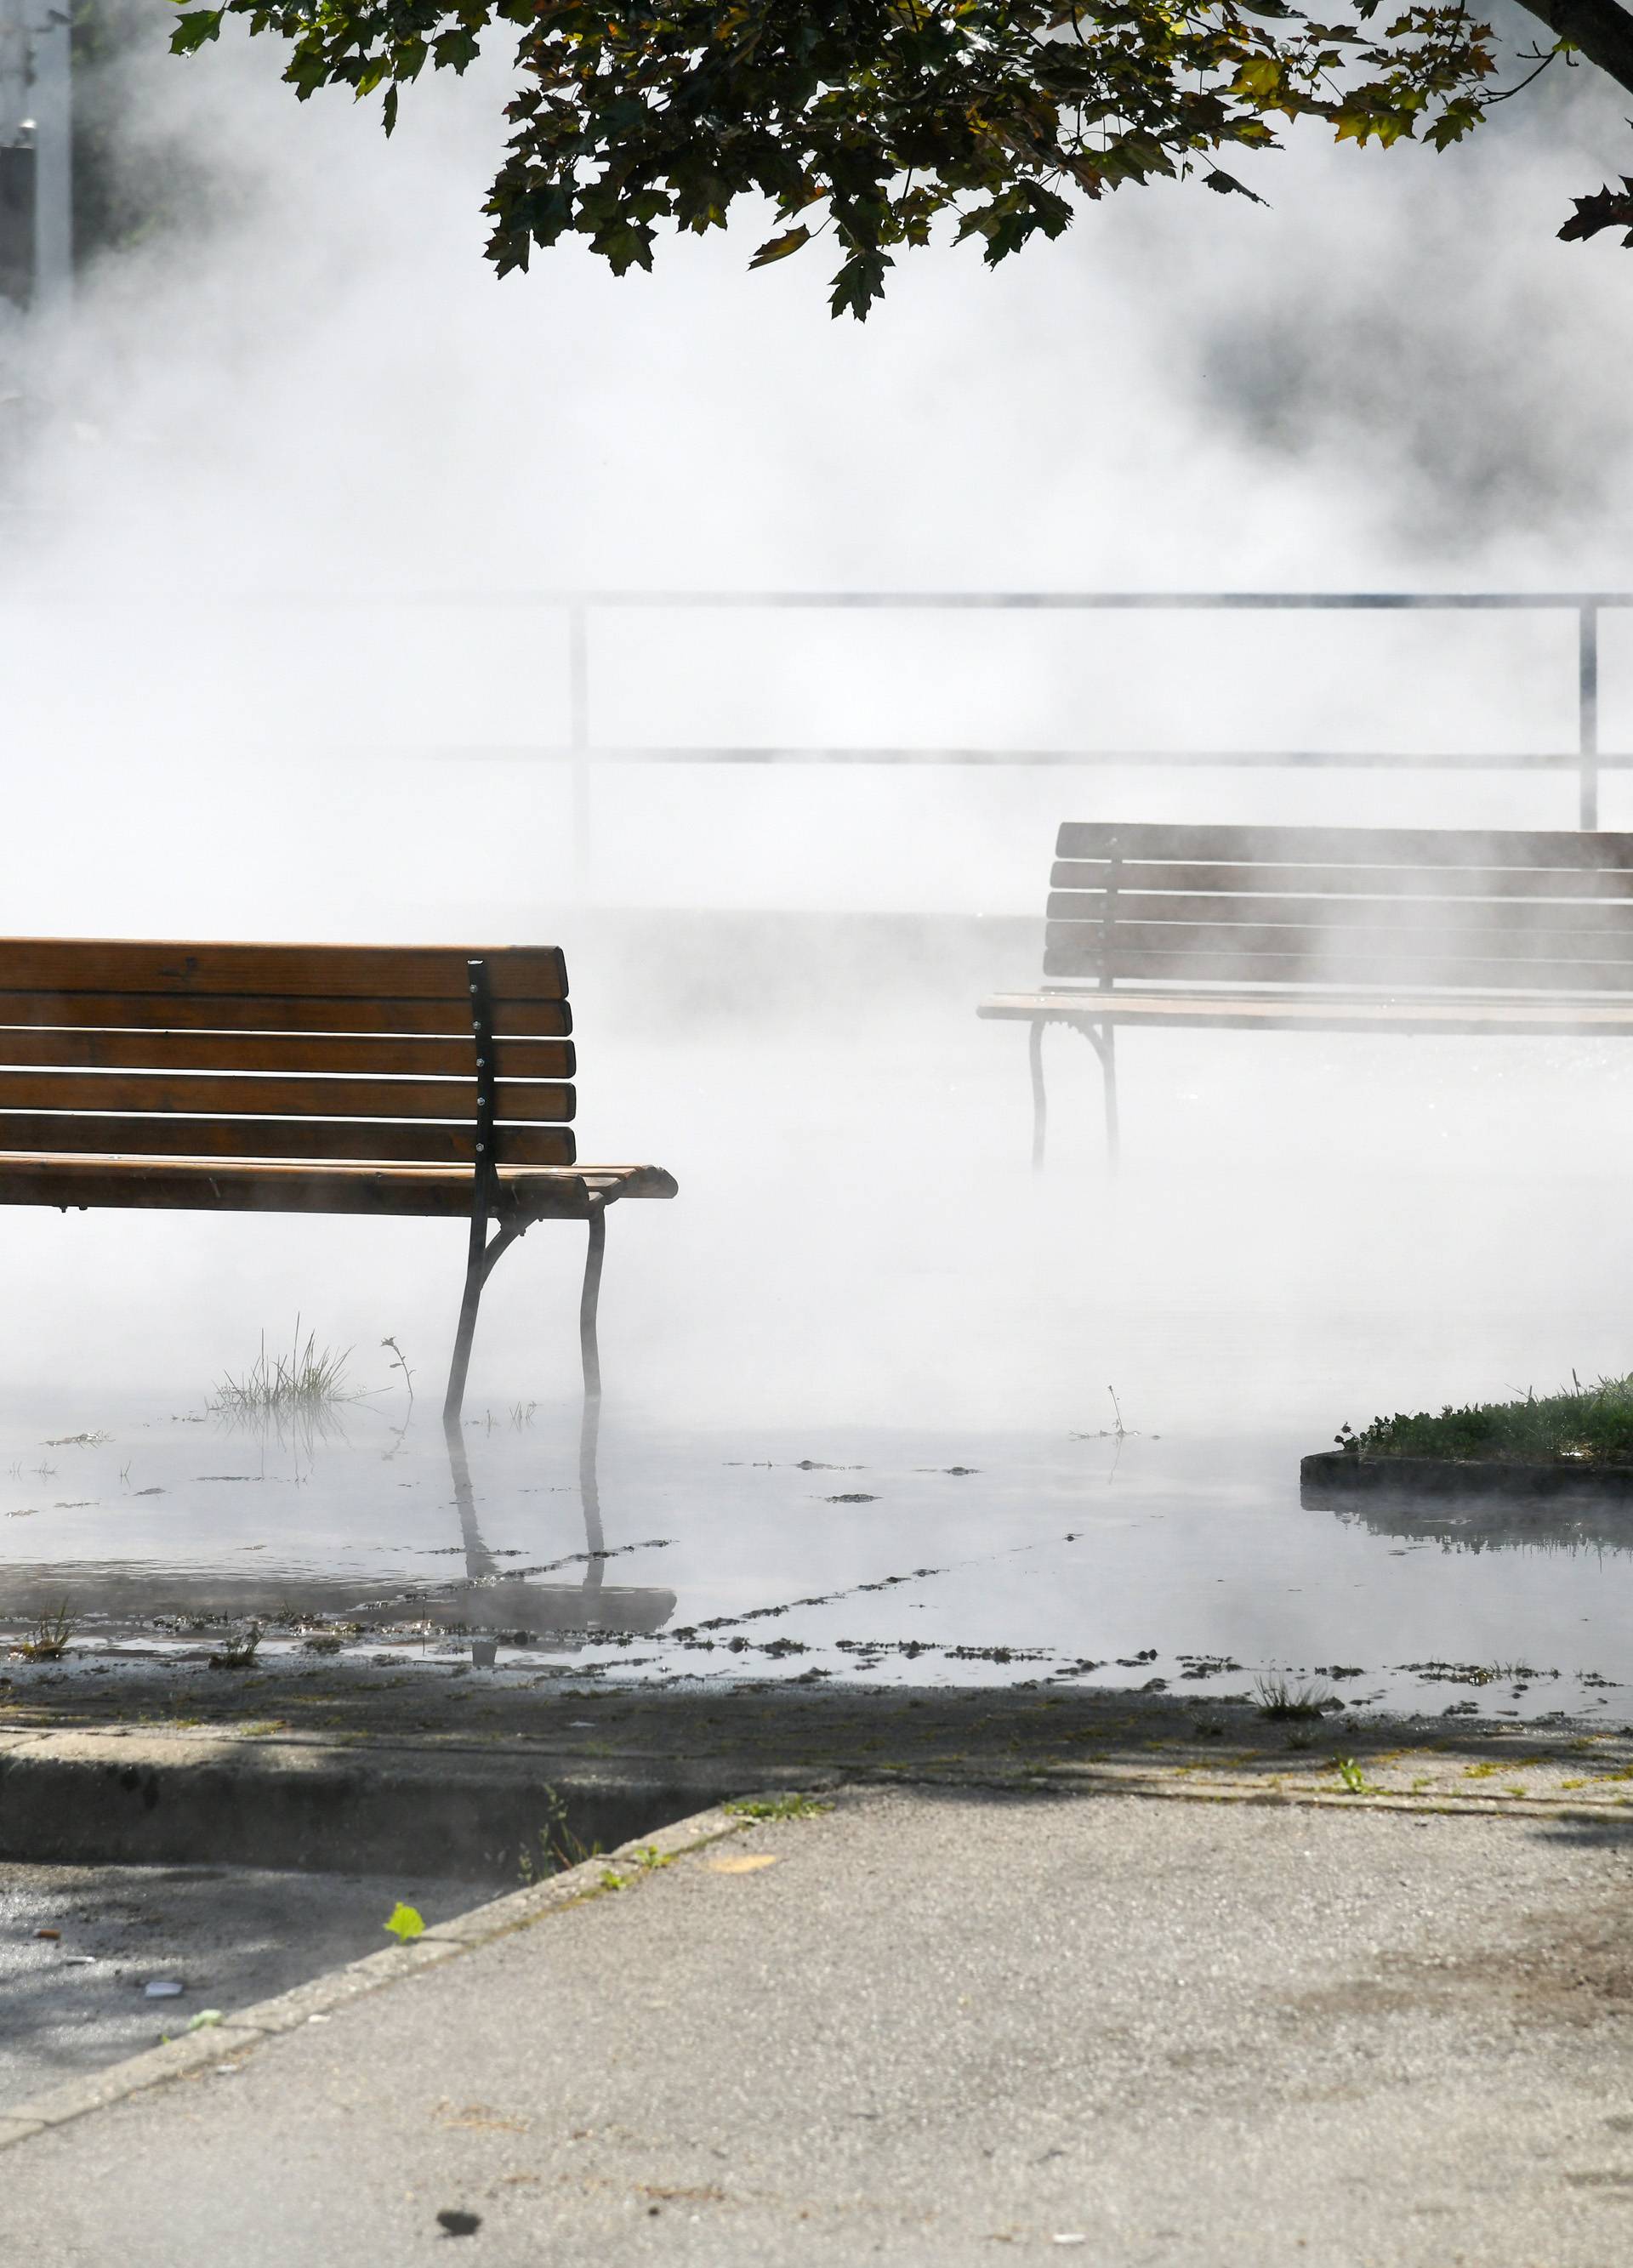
[0,3,1625,1439]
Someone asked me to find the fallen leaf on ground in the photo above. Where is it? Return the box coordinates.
[707,1855,779,1874]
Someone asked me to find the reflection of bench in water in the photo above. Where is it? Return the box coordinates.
[431,1404,675,1652]
[3,1403,675,1651]
[0,1568,677,1643]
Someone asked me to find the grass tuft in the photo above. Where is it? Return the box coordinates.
[723,1793,833,1821]
[208,1625,262,1669]
[1335,1372,1633,1466]
[12,1600,75,1660]
[516,1785,604,1884]
[212,1320,357,1418]
[1254,1674,1338,1720]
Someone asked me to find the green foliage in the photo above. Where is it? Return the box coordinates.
[12,1601,76,1661]
[723,1793,833,1820]
[211,1322,357,1418]
[166,0,1562,315]
[208,1623,262,1669]
[1254,1674,1336,1719]
[1560,175,1633,247]
[517,1784,604,1883]
[1337,1372,1633,1466]
[384,1901,425,1941]
[1332,1755,1372,1793]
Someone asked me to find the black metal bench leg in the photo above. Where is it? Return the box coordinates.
[444,1216,529,1422]
[578,1389,606,1584]
[579,1199,607,1401]
[444,1214,489,1423]
[1101,1022,1120,1168]
[1028,1021,1047,1168]
[1078,1023,1120,1171]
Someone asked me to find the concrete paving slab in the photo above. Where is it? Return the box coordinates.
[6,1785,1633,2264]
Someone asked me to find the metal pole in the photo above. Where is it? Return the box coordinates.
[568,600,590,892]
[28,5,70,303]
[1579,604,1600,831]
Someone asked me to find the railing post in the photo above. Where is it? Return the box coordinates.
[1579,602,1600,831]
[568,599,591,890]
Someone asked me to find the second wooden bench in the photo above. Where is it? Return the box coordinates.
[980,821,1633,1162]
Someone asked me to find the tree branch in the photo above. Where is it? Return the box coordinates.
[1509,0,1633,99]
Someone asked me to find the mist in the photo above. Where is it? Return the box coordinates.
[0,0,1628,1460]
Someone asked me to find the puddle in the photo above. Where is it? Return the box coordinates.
[1,1392,1630,1722]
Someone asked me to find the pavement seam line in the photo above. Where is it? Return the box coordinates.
[0,1795,771,2151]
[854,1767,1633,1820]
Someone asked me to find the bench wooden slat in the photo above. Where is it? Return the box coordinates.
[0,1030,575,1078]
[1050,859,1633,901]
[0,1115,577,1164]
[1046,890,1633,939]
[0,941,567,1001]
[0,1071,575,1122]
[1055,822,1633,870]
[0,992,572,1038]
[1044,912,1633,962]
[1042,943,1633,989]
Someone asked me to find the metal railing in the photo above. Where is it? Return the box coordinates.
[26,583,1625,862]
[538,590,1631,855]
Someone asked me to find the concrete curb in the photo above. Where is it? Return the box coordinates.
[0,1795,773,2152]
[0,1727,828,1873]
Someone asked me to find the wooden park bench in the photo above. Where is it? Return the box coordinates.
[0,940,675,1418]
[979,821,1633,1163]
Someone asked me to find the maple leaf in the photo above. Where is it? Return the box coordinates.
[748,223,813,267]
[1558,178,1633,247]
[1203,167,1267,202]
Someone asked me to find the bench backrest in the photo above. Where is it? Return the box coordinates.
[1045,823,1633,995]
[0,941,576,1165]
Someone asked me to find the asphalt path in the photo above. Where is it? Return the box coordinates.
[0,1860,480,2112]
[6,1785,1633,2264]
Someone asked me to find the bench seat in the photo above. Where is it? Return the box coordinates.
[0,1156,677,1219]
[979,988,1633,1038]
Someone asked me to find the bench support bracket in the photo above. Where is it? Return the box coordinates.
[1027,1016,1119,1171]
[442,958,612,1421]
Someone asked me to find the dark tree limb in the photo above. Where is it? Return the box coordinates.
[1510,0,1633,99]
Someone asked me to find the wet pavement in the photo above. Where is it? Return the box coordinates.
[3,1391,1631,1722]
[0,1859,482,2112]
[9,998,1633,1731]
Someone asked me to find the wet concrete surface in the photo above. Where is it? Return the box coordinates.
[9,1784,1633,2265]
[10,1026,1633,1731]
[5,1399,1633,1724]
[10,1017,1633,1726]
[0,1858,483,2112]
